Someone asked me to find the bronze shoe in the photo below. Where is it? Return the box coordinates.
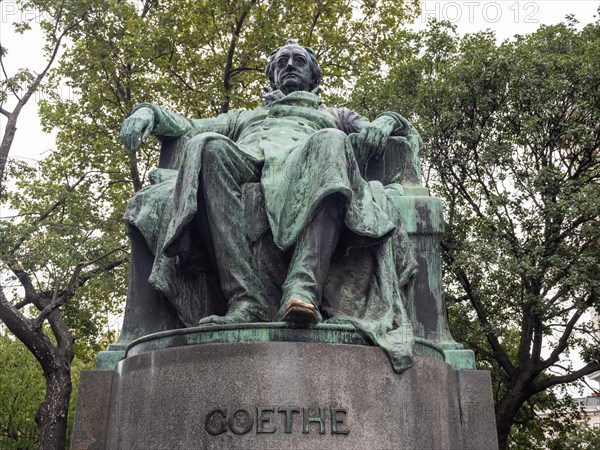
[198,301,269,325]
[279,299,322,325]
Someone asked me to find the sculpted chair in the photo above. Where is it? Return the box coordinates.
[97,132,474,371]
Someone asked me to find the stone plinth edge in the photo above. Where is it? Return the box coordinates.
[95,323,448,371]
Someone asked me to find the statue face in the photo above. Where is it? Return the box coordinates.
[272,45,312,94]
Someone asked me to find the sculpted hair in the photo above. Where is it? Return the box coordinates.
[265,39,322,91]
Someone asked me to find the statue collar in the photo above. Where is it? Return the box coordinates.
[262,87,322,108]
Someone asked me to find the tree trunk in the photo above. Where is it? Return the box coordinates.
[0,113,19,195]
[496,420,510,450]
[36,362,72,449]
[495,385,527,450]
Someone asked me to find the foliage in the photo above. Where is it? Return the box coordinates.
[0,0,124,446]
[547,422,600,450]
[0,331,45,433]
[508,387,588,449]
[351,17,600,449]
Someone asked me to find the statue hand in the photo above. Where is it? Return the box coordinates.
[393,114,416,137]
[356,116,395,161]
[120,107,155,153]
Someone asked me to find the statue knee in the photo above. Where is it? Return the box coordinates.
[196,135,231,168]
[309,128,349,156]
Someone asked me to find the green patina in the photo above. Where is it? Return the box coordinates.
[95,350,126,371]
[121,324,445,362]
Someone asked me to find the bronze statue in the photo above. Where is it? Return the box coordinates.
[118,40,432,372]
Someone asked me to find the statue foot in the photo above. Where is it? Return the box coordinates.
[278,299,322,325]
[198,303,269,326]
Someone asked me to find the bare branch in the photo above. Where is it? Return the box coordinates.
[531,319,543,365]
[538,307,586,371]
[13,298,32,309]
[140,0,155,19]
[167,62,197,93]
[5,263,38,301]
[9,171,89,254]
[0,289,54,368]
[33,247,127,327]
[0,46,21,101]
[307,5,322,45]
[442,241,516,375]
[532,361,600,394]
[219,0,258,114]
[228,66,263,78]
[76,255,127,288]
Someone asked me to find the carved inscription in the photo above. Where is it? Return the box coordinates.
[205,407,349,436]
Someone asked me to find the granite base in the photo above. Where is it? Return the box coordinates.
[71,338,497,449]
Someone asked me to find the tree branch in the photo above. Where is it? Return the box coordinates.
[517,303,534,368]
[0,46,21,101]
[307,5,322,45]
[538,302,589,371]
[532,361,600,394]
[13,298,32,309]
[228,66,263,78]
[219,0,257,114]
[442,241,516,375]
[140,0,154,19]
[33,264,84,330]
[6,263,38,301]
[33,247,127,328]
[9,171,89,254]
[76,254,127,288]
[0,11,87,194]
[0,290,54,369]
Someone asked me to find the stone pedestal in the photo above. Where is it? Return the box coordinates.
[71,327,498,449]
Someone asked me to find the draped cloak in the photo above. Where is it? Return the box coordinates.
[124,91,419,372]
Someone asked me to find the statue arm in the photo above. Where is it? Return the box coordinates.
[329,108,415,137]
[374,111,421,142]
[344,109,422,168]
[132,103,238,138]
[121,103,241,153]
[130,103,194,138]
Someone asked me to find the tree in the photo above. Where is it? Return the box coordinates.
[1,0,421,447]
[0,1,122,448]
[0,0,131,447]
[351,18,600,449]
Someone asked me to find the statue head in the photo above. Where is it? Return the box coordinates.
[265,39,322,94]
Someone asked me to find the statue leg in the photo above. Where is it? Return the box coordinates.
[194,137,270,325]
[253,231,290,321]
[278,194,343,324]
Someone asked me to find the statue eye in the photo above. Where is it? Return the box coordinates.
[294,56,306,65]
